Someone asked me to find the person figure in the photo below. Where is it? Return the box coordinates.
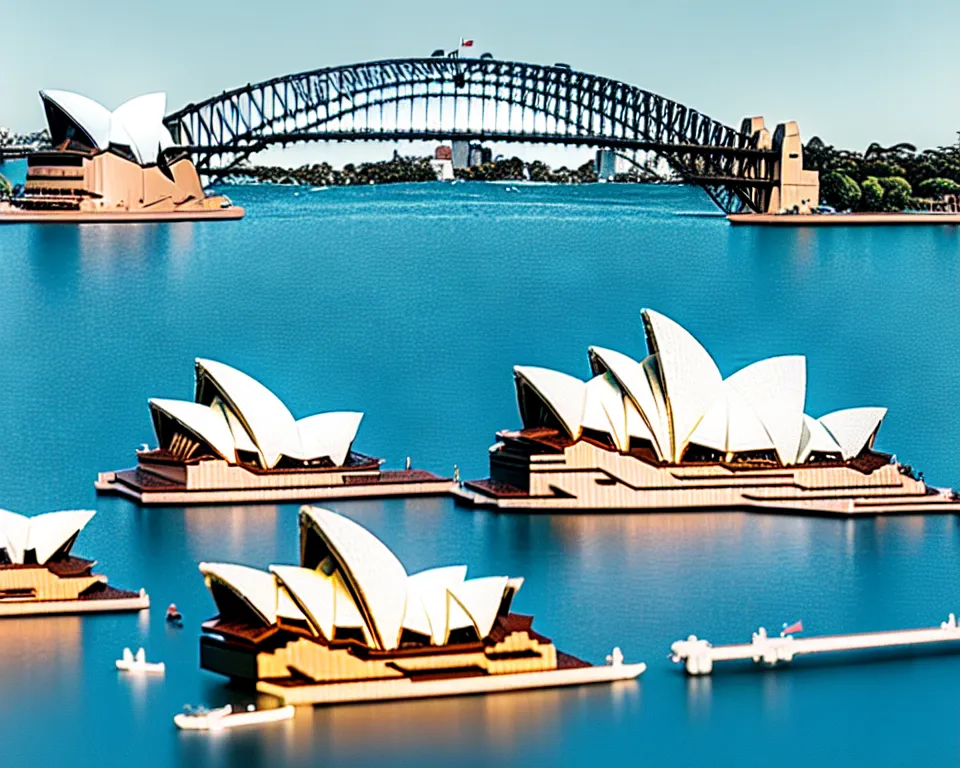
[166,603,183,626]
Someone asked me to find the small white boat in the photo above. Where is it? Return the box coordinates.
[116,647,165,674]
[174,703,295,731]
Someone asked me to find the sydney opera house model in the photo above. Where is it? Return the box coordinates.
[0,509,148,616]
[96,359,453,504]
[460,309,959,516]
[198,506,644,705]
[0,90,241,222]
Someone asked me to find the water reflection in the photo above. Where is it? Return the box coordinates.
[684,675,712,719]
[0,615,84,717]
[172,685,637,768]
[308,685,629,758]
[184,504,282,563]
[548,511,747,547]
[0,615,82,676]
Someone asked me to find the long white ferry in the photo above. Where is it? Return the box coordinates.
[174,704,295,731]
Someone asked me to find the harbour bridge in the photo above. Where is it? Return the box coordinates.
[165,57,817,214]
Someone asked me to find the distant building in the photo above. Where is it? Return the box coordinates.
[595,149,631,180]
[435,145,452,160]
[429,158,454,181]
[451,140,491,168]
[469,144,492,166]
[452,140,470,168]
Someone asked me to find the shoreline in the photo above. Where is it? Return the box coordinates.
[728,212,960,226]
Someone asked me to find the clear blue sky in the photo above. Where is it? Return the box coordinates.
[3,0,959,155]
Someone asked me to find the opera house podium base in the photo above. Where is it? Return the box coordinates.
[456,463,960,518]
[254,655,646,706]
[96,458,455,506]
[0,587,150,617]
[0,203,244,225]
[456,434,960,517]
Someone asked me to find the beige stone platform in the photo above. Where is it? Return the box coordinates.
[258,662,646,706]
[96,467,456,505]
[0,590,150,617]
[728,212,960,226]
[0,206,244,224]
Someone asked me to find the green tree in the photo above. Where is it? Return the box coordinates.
[857,160,905,180]
[820,171,861,210]
[916,177,960,199]
[878,176,912,211]
[860,177,885,211]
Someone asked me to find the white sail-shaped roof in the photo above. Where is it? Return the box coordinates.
[294,412,363,466]
[445,592,476,642]
[106,118,136,156]
[277,585,308,623]
[26,510,96,565]
[300,506,408,650]
[724,390,776,453]
[213,398,259,454]
[726,356,806,465]
[686,387,775,456]
[149,398,237,460]
[510,309,894,470]
[406,566,469,644]
[0,509,95,565]
[0,509,30,563]
[145,359,365,468]
[331,570,371,641]
[400,585,433,637]
[40,90,178,164]
[819,407,887,460]
[685,395,728,453]
[641,309,722,460]
[40,90,112,149]
[195,359,302,469]
[589,347,668,458]
[581,373,627,450]
[111,93,167,164]
[159,125,176,152]
[796,414,842,462]
[270,565,335,638]
[624,395,657,452]
[201,512,520,649]
[641,355,671,456]
[200,563,278,626]
[449,576,510,639]
[514,366,586,439]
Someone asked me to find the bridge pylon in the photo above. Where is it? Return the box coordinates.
[742,117,819,213]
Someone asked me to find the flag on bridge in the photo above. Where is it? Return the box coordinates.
[460,38,474,47]
[781,620,803,637]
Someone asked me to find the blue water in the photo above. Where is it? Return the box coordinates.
[2,182,960,767]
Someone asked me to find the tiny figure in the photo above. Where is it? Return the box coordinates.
[606,647,624,666]
[166,603,183,627]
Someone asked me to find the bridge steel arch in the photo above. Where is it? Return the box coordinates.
[165,57,778,213]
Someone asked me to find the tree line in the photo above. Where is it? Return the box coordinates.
[805,136,960,211]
